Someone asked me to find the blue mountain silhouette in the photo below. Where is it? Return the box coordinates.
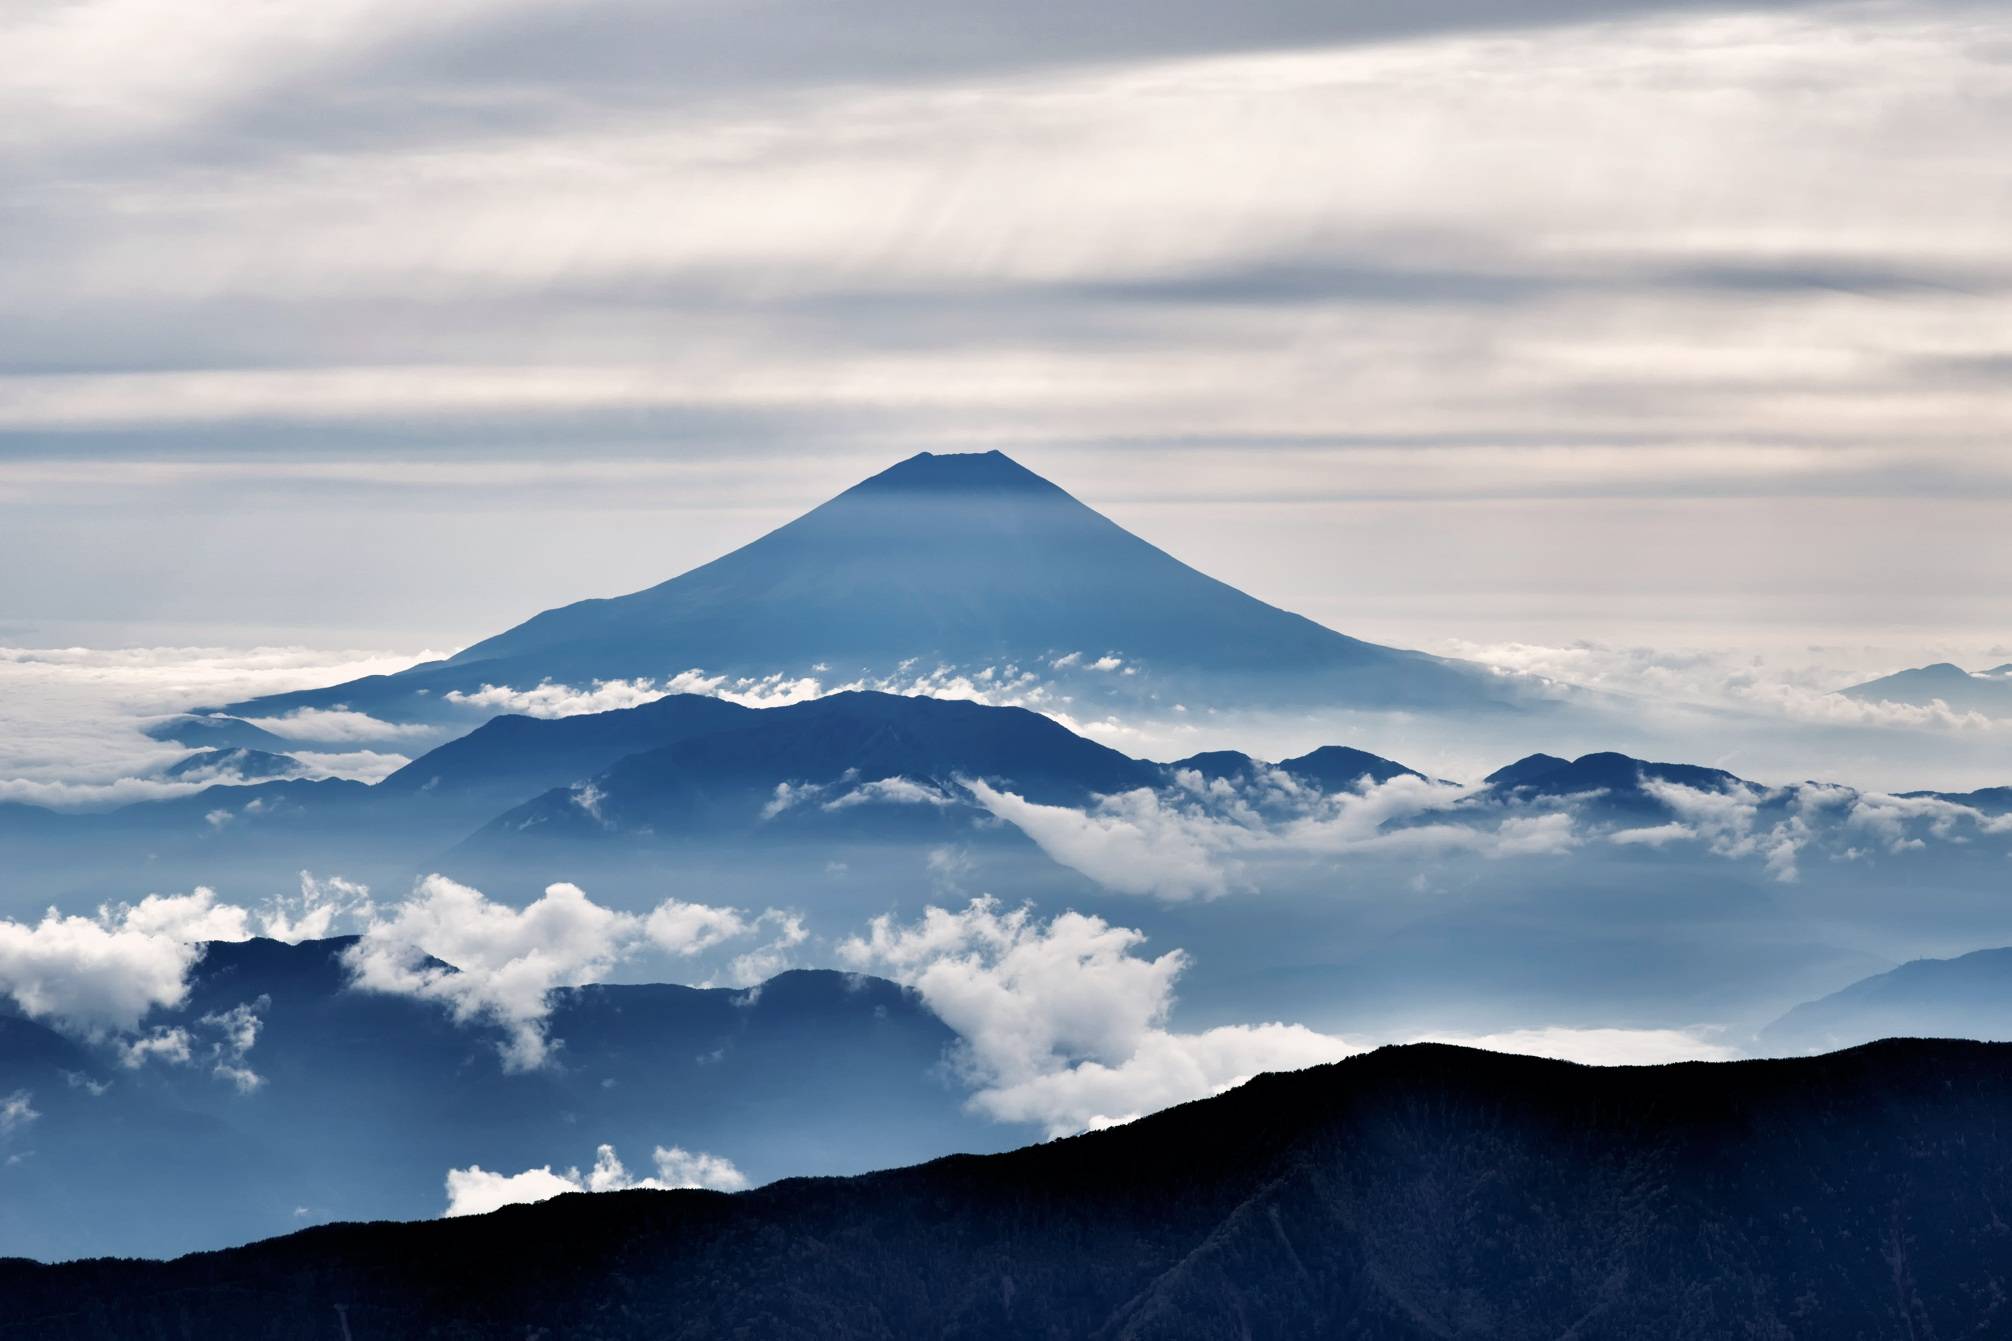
[468,689,1161,847]
[224,451,1517,725]
[1837,661,2012,716]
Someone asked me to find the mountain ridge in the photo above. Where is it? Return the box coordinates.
[4,1038,2008,1337]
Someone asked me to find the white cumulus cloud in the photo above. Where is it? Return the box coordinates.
[838,897,1356,1135]
[0,890,240,1037]
[443,1141,746,1217]
[343,875,802,1068]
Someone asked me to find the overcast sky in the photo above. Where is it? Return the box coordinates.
[3,0,2008,660]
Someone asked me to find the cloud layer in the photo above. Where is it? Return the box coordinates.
[2,0,2007,656]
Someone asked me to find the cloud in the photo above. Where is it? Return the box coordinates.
[975,1022,1359,1132]
[0,645,439,810]
[1609,822,1695,847]
[259,872,374,942]
[1639,778,1807,882]
[717,913,808,988]
[242,708,432,742]
[1844,790,2012,852]
[643,1145,750,1192]
[444,672,728,718]
[118,1026,192,1068]
[837,897,1357,1135]
[1441,638,2012,741]
[443,1141,746,1217]
[965,771,1579,900]
[0,891,239,1036]
[342,875,799,1066]
[441,1163,581,1218]
[763,772,959,820]
[820,776,955,810]
[198,998,268,1092]
[444,662,1061,725]
[288,748,411,782]
[108,888,253,942]
[2,0,2011,684]
[343,877,642,1070]
[0,1090,37,1136]
[965,781,1246,901]
[112,995,271,1091]
[642,899,751,956]
[445,669,833,719]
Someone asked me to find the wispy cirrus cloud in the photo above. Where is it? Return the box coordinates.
[2,1,2008,656]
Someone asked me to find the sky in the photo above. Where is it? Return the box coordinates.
[2,0,2009,662]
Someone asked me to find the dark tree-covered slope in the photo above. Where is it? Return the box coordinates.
[5,1039,2010,1338]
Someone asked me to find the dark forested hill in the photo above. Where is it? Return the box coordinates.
[5,1038,2009,1338]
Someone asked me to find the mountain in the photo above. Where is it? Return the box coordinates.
[467,689,1162,848]
[0,937,1012,1260]
[1276,744,1423,790]
[223,451,1522,726]
[142,714,293,752]
[1901,784,2012,816]
[1483,750,1753,815]
[159,747,303,783]
[1760,946,2012,1054]
[1164,745,1422,790]
[374,692,757,825]
[6,1039,2010,1337]
[1838,661,2012,716]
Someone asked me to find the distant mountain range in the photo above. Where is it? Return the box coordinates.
[6,688,2007,899]
[1761,946,2012,1055]
[0,690,1443,891]
[219,451,1534,730]
[1838,661,2012,716]
[0,937,1007,1260]
[6,1039,2008,1337]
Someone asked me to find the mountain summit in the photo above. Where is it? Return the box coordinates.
[230,451,1512,723]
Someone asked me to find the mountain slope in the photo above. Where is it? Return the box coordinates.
[0,937,1009,1260]
[1838,661,2012,716]
[1760,946,2012,1054]
[5,1040,2009,1337]
[372,693,759,829]
[1277,744,1423,789]
[467,689,1161,846]
[225,451,1514,723]
[1482,750,1754,817]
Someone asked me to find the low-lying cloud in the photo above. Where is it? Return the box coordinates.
[966,770,1583,901]
[443,1141,747,1217]
[838,897,1359,1135]
[242,708,433,743]
[0,644,440,810]
[342,876,806,1069]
